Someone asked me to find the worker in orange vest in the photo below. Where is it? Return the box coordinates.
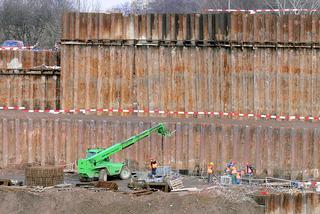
[225,161,234,176]
[150,159,158,176]
[207,162,214,183]
[231,166,241,184]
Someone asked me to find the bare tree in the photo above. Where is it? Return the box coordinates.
[201,0,266,10]
[264,0,320,14]
[115,0,320,14]
[148,0,201,13]
[110,0,147,15]
[134,0,266,14]
[76,0,103,12]
[0,0,73,48]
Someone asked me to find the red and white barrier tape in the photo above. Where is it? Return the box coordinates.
[0,46,33,51]
[0,106,318,121]
[0,106,26,110]
[0,107,310,121]
[205,8,320,14]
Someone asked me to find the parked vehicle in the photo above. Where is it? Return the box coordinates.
[1,40,24,48]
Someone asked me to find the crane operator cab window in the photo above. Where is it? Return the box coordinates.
[86,150,110,162]
[86,151,97,158]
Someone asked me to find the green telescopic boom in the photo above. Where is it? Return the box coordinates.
[86,123,172,164]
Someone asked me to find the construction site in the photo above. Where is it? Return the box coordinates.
[1,11,320,214]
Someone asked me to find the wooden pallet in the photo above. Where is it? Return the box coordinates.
[169,178,184,190]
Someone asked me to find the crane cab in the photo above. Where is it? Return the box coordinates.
[86,148,109,161]
[78,148,127,181]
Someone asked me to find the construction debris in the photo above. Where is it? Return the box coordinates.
[171,188,201,192]
[0,179,13,186]
[131,189,153,196]
[29,186,55,193]
[0,179,23,186]
[75,182,96,187]
[127,179,150,190]
[86,187,108,192]
[94,181,118,191]
[129,166,183,193]
[54,183,73,188]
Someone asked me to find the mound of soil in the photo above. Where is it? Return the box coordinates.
[0,187,264,214]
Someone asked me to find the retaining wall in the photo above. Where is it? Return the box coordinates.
[54,12,320,176]
[61,12,320,117]
[61,46,320,117]
[1,12,320,177]
[61,12,320,44]
[0,112,319,179]
[0,50,60,109]
[254,193,320,214]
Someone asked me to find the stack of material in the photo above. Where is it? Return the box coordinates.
[25,166,64,187]
[168,177,184,191]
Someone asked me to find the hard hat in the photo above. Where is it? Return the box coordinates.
[228,162,233,167]
[209,162,214,165]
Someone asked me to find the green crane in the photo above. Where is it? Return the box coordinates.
[77,123,173,182]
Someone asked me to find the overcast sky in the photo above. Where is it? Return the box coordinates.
[101,0,128,8]
[71,0,130,12]
[79,0,129,10]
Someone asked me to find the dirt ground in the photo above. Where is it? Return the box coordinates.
[0,188,264,214]
[0,169,265,214]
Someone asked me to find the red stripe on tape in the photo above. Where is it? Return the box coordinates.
[1,106,320,122]
[205,8,320,13]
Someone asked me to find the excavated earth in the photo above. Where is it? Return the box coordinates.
[0,169,265,214]
[0,188,263,214]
